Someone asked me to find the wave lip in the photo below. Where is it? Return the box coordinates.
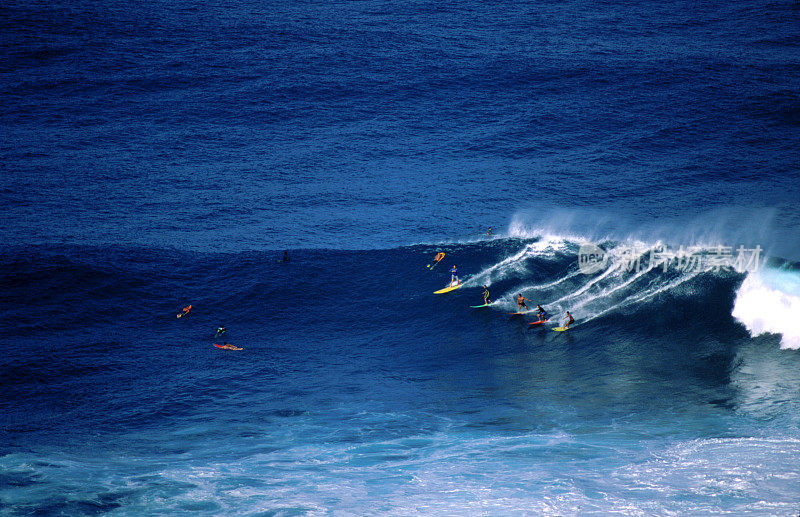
[732,267,800,349]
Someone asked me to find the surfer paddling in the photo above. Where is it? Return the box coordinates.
[215,343,243,350]
[177,305,192,318]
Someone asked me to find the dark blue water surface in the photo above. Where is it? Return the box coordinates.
[2,0,800,514]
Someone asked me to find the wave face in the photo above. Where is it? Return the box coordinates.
[3,238,800,514]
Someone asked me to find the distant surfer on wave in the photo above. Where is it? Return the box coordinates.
[177,304,192,318]
[215,326,226,337]
[536,304,548,322]
[428,252,445,269]
[482,285,491,305]
[282,251,290,263]
[563,311,575,329]
[449,265,459,286]
[516,294,530,313]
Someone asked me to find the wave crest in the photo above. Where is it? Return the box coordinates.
[733,268,800,349]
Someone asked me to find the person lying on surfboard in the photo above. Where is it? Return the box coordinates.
[482,285,491,304]
[516,294,530,312]
[536,304,548,322]
[563,311,575,328]
[449,265,459,286]
[215,342,243,350]
[178,305,192,318]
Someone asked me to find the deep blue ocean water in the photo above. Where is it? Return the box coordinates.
[2,0,800,514]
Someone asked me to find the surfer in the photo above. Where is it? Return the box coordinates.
[428,252,445,269]
[516,294,530,312]
[486,227,492,236]
[563,311,575,328]
[482,285,491,305]
[215,326,226,337]
[216,342,242,350]
[178,304,192,318]
[282,251,290,263]
[449,265,459,286]
[536,304,548,322]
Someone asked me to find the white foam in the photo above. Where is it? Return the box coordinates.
[465,237,569,287]
[732,268,800,349]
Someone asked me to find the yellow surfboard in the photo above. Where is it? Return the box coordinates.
[552,327,568,332]
[434,284,462,294]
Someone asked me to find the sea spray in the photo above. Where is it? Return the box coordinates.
[732,268,800,349]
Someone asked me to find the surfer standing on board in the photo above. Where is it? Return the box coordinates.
[516,294,530,312]
[536,304,548,322]
[482,285,491,304]
[563,311,575,328]
[449,265,459,286]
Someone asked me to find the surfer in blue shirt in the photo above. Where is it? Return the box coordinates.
[482,285,491,304]
[449,265,459,286]
[536,304,548,322]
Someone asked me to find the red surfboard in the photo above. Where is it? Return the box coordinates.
[528,319,549,326]
[214,343,243,350]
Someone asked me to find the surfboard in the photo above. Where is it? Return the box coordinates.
[507,310,532,316]
[434,284,462,294]
[470,303,491,308]
[552,327,569,332]
[529,319,549,326]
[214,343,243,350]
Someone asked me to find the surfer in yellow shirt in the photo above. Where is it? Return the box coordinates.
[482,285,491,304]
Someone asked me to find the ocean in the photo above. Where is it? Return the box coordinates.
[2,0,800,514]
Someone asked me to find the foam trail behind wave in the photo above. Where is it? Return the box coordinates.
[733,267,800,349]
[466,237,570,287]
[478,236,706,325]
